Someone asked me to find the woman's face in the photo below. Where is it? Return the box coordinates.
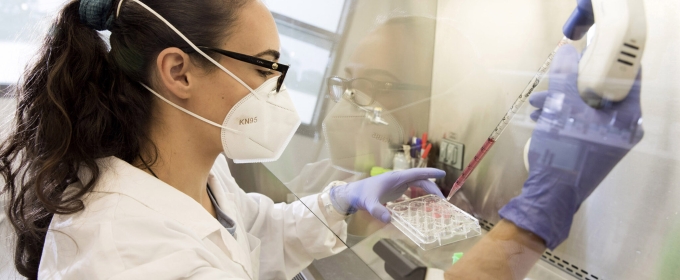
[175,0,282,153]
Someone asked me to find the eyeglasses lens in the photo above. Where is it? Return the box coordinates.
[350,79,374,106]
[327,78,345,102]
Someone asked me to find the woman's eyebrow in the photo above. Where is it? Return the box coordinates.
[254,49,280,60]
[344,67,353,77]
[361,68,401,82]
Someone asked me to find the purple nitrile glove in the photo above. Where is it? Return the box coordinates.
[330,168,446,223]
[499,45,644,250]
[563,0,594,40]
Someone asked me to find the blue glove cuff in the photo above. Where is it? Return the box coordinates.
[499,199,574,250]
[328,182,357,215]
[498,172,582,250]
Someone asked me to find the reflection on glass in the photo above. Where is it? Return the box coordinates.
[327,76,430,106]
[321,16,434,176]
[266,15,437,246]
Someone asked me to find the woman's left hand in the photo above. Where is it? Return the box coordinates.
[330,168,446,223]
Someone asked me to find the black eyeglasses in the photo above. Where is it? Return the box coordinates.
[327,76,430,106]
[183,46,289,92]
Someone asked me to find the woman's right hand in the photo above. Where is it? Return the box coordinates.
[499,44,644,250]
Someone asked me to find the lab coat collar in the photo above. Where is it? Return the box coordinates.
[89,156,224,239]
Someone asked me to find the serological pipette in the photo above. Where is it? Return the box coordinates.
[446,37,572,201]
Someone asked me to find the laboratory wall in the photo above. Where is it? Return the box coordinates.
[430,0,680,279]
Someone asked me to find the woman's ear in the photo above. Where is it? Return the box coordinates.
[156,47,193,100]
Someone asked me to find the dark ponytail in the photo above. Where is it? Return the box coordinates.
[0,0,247,278]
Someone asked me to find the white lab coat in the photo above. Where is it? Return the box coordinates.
[38,155,348,280]
[0,196,21,280]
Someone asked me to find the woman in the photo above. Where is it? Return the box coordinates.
[0,0,445,278]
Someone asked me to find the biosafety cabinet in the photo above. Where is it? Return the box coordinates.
[234,1,680,279]
[2,0,680,279]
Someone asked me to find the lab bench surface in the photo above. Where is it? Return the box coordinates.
[305,224,575,280]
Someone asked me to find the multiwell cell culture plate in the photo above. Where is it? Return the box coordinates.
[387,194,481,250]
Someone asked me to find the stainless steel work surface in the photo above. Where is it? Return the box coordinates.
[348,225,574,280]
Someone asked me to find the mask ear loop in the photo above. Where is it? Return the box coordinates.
[116,0,124,17]
[138,83,241,133]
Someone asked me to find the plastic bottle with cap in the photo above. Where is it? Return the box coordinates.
[392,151,410,170]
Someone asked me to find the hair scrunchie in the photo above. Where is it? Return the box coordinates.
[79,0,115,31]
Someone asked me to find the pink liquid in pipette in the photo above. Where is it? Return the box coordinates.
[443,38,571,200]
[447,138,496,200]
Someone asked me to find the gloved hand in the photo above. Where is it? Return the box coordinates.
[499,44,644,250]
[563,0,594,40]
[330,168,446,223]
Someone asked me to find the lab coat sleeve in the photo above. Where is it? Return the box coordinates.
[212,158,348,279]
[240,192,348,280]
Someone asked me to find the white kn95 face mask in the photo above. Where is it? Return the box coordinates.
[131,0,301,163]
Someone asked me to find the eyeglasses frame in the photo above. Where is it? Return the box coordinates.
[183,46,290,92]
